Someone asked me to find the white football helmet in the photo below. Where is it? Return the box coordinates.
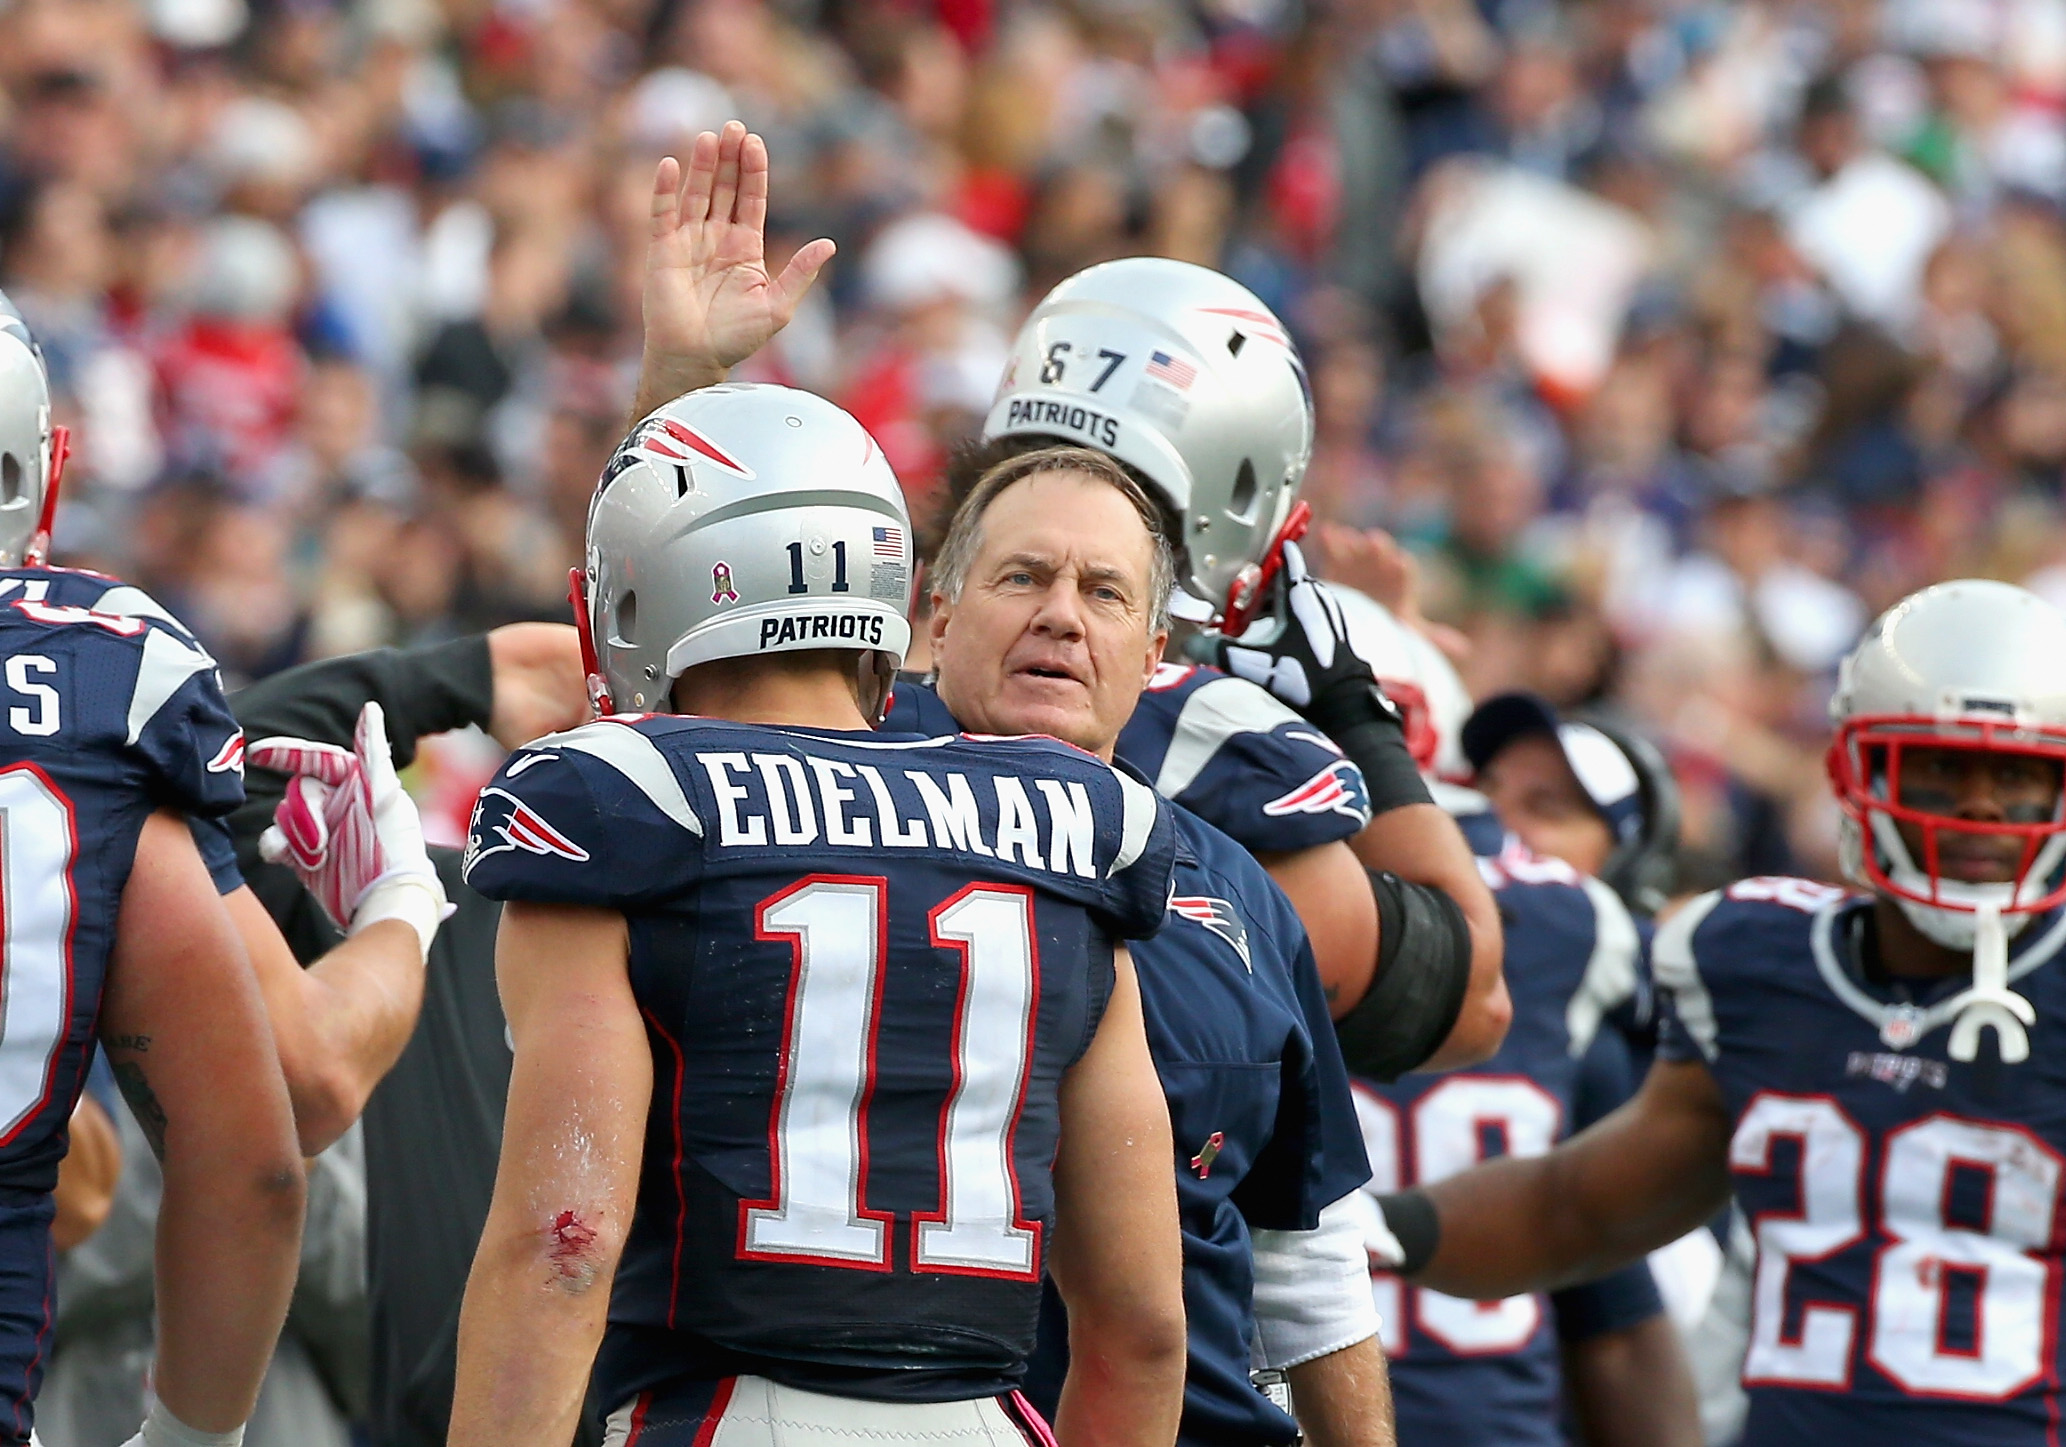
[984,259,1313,623]
[1828,579,2066,1062]
[1329,585,1472,784]
[0,292,65,568]
[578,385,914,718]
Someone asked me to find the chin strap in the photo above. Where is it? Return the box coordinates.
[568,567,612,717]
[1947,903,2035,1063]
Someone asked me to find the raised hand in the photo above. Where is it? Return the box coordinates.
[632,121,837,422]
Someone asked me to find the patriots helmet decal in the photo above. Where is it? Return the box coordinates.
[1171,895,1252,970]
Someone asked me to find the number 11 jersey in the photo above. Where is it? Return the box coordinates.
[463,715,1177,1411]
[1655,880,2066,1447]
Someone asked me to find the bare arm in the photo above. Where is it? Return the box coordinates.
[1048,945,1187,1447]
[450,901,649,1447]
[1287,1337,1395,1447]
[227,888,423,1154]
[101,811,305,1433]
[1347,805,1508,1067]
[1562,1316,1704,1447]
[1262,842,1378,1015]
[1417,1061,1733,1298]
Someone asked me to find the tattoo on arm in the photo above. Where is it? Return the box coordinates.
[111,1060,169,1162]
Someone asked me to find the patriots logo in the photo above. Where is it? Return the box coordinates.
[205,731,245,776]
[1262,760,1372,825]
[464,785,592,875]
[1171,896,1251,970]
[635,418,755,477]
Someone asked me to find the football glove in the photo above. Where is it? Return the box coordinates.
[1204,540,1430,815]
[249,701,451,959]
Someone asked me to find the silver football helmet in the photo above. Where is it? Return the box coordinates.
[0,292,62,568]
[983,259,1313,621]
[1829,579,2066,1062]
[578,384,914,718]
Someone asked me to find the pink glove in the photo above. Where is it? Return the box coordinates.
[248,702,448,947]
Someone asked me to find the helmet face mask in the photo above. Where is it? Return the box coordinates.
[1829,717,2066,943]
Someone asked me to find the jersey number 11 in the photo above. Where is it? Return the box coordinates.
[740,876,1043,1279]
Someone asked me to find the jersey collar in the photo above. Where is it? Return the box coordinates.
[1811,897,2066,1050]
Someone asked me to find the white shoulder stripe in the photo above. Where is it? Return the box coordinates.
[96,586,197,635]
[1110,769,1160,875]
[1156,677,1316,799]
[1650,890,1725,1062]
[126,627,216,745]
[1566,875,1641,1059]
[531,721,702,837]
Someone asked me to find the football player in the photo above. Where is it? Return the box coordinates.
[0,297,307,1446]
[1372,578,2066,1446]
[624,122,1508,1086]
[886,444,1385,1447]
[0,295,446,1159]
[1334,589,1702,1447]
[451,386,1187,1447]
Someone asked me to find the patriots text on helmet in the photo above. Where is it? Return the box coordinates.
[1006,398,1122,449]
[698,751,1102,878]
[757,612,887,650]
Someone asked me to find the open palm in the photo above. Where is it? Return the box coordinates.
[635,122,836,418]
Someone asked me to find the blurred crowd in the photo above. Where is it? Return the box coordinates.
[6,0,2066,898]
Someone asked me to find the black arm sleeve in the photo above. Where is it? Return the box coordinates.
[1310,684,1435,818]
[225,636,496,963]
[1333,869,1473,1081]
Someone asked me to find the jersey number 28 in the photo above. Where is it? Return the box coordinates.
[1735,1092,2062,1399]
[739,876,1043,1279]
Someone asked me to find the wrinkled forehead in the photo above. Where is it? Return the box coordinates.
[974,471,1158,586]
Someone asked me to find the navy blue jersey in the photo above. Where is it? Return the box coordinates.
[462,715,1177,1410]
[1025,807,1372,1447]
[886,681,1371,1445]
[1357,806,1664,1447]
[0,568,244,1203]
[888,667,1371,855]
[1654,880,2066,1446]
[1116,664,1371,854]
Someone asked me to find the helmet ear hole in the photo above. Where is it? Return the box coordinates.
[616,589,638,645]
[1229,459,1257,522]
[1226,331,1246,356]
[0,453,19,505]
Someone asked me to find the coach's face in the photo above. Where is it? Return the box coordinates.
[930,469,1168,759]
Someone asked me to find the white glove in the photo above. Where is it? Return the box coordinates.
[249,701,451,958]
[118,1401,246,1447]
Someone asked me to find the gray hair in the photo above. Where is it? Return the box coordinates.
[928,445,1176,635]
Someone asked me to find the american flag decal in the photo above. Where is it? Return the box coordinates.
[1145,350,1198,390]
[872,526,904,557]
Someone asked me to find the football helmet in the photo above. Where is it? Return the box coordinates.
[1828,579,2066,1061]
[0,292,66,568]
[1329,585,1472,784]
[983,259,1313,622]
[577,385,914,718]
